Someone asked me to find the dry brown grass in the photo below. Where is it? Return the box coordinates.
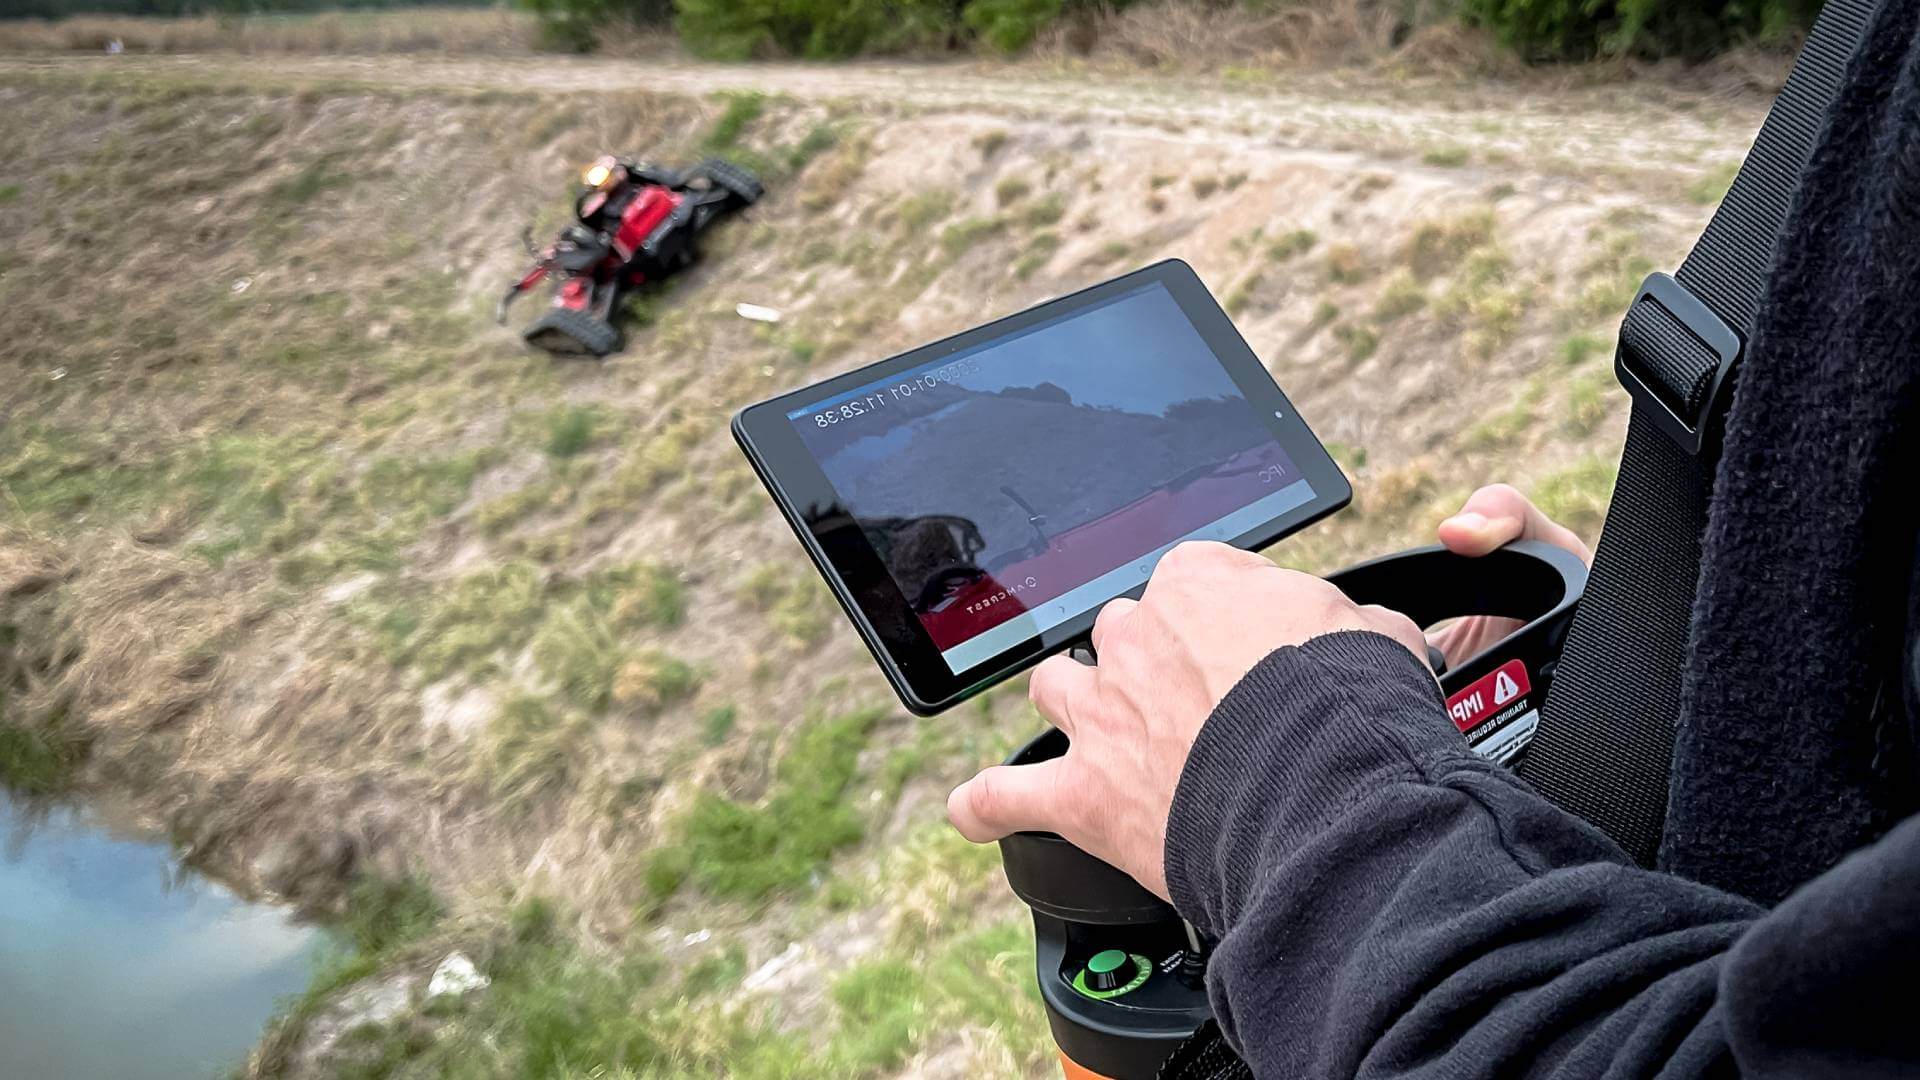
[0,8,537,55]
[0,57,1735,1073]
[1035,0,1510,73]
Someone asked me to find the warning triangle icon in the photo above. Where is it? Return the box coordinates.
[1493,671,1520,705]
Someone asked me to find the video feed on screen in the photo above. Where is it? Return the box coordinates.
[789,282,1313,673]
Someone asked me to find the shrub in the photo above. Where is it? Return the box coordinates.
[965,0,1061,54]
[673,0,953,59]
[515,0,1816,60]
[1457,0,1819,60]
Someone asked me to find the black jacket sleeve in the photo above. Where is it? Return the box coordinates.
[1164,631,1920,1079]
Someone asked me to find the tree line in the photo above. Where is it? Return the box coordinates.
[8,0,1826,61]
[6,0,489,17]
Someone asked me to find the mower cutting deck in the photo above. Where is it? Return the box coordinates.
[500,156,762,357]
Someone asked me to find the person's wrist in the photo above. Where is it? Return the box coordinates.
[1165,630,1453,935]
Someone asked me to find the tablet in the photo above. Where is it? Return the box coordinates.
[733,260,1350,714]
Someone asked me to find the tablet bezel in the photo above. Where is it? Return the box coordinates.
[732,259,1351,715]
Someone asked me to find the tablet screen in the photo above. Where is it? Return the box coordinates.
[784,280,1315,675]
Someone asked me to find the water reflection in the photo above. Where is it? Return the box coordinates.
[0,792,324,1079]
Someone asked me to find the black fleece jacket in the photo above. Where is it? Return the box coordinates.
[1161,0,1920,1074]
[1168,634,1919,1078]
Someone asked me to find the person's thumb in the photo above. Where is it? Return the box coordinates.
[947,760,1065,843]
[1436,484,1532,556]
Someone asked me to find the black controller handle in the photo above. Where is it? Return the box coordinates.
[1336,538,1589,730]
[997,540,1588,1080]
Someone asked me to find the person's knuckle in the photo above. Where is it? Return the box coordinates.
[1283,569,1347,607]
[1027,669,1050,708]
[1480,482,1525,506]
[1376,606,1421,637]
[1159,541,1207,572]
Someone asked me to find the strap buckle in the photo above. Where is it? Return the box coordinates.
[1614,272,1744,455]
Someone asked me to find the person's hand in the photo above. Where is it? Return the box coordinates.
[1428,484,1592,662]
[945,541,1428,900]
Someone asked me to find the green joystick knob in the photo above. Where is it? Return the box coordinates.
[1084,949,1131,992]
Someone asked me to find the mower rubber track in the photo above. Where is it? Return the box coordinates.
[523,307,622,357]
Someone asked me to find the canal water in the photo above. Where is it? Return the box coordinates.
[0,792,325,1079]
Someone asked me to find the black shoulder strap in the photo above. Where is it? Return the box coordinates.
[1518,0,1883,866]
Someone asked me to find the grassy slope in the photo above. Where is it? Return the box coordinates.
[0,60,1738,1077]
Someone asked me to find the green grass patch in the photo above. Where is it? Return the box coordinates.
[1564,367,1619,435]
[609,650,699,714]
[1324,441,1369,471]
[481,696,593,810]
[787,122,840,171]
[544,405,602,458]
[0,422,163,524]
[1267,228,1317,261]
[940,215,1005,256]
[1530,455,1618,539]
[1371,272,1426,322]
[1020,193,1067,228]
[993,176,1032,206]
[1307,299,1340,332]
[0,713,89,797]
[1224,269,1264,316]
[0,184,20,203]
[1334,323,1380,362]
[1323,243,1373,285]
[1687,160,1741,205]
[647,705,889,902]
[736,562,791,609]
[341,872,446,955]
[1434,246,1524,351]
[262,154,353,210]
[263,893,1049,1080]
[1465,380,1543,448]
[1561,331,1609,366]
[1423,145,1471,167]
[702,91,766,152]
[350,562,687,699]
[1571,232,1656,323]
[1403,210,1496,279]
[1013,231,1061,279]
[817,920,1048,1071]
[894,189,956,231]
[700,704,738,747]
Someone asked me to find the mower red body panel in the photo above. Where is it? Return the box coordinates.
[613,186,682,262]
[557,277,594,312]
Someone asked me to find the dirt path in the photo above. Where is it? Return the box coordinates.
[0,52,1767,191]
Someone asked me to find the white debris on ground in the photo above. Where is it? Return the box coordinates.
[740,942,806,993]
[425,952,489,999]
[734,302,781,323]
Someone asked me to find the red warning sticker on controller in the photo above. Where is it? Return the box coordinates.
[1446,659,1531,734]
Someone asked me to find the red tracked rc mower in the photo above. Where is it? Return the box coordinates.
[499,155,763,357]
